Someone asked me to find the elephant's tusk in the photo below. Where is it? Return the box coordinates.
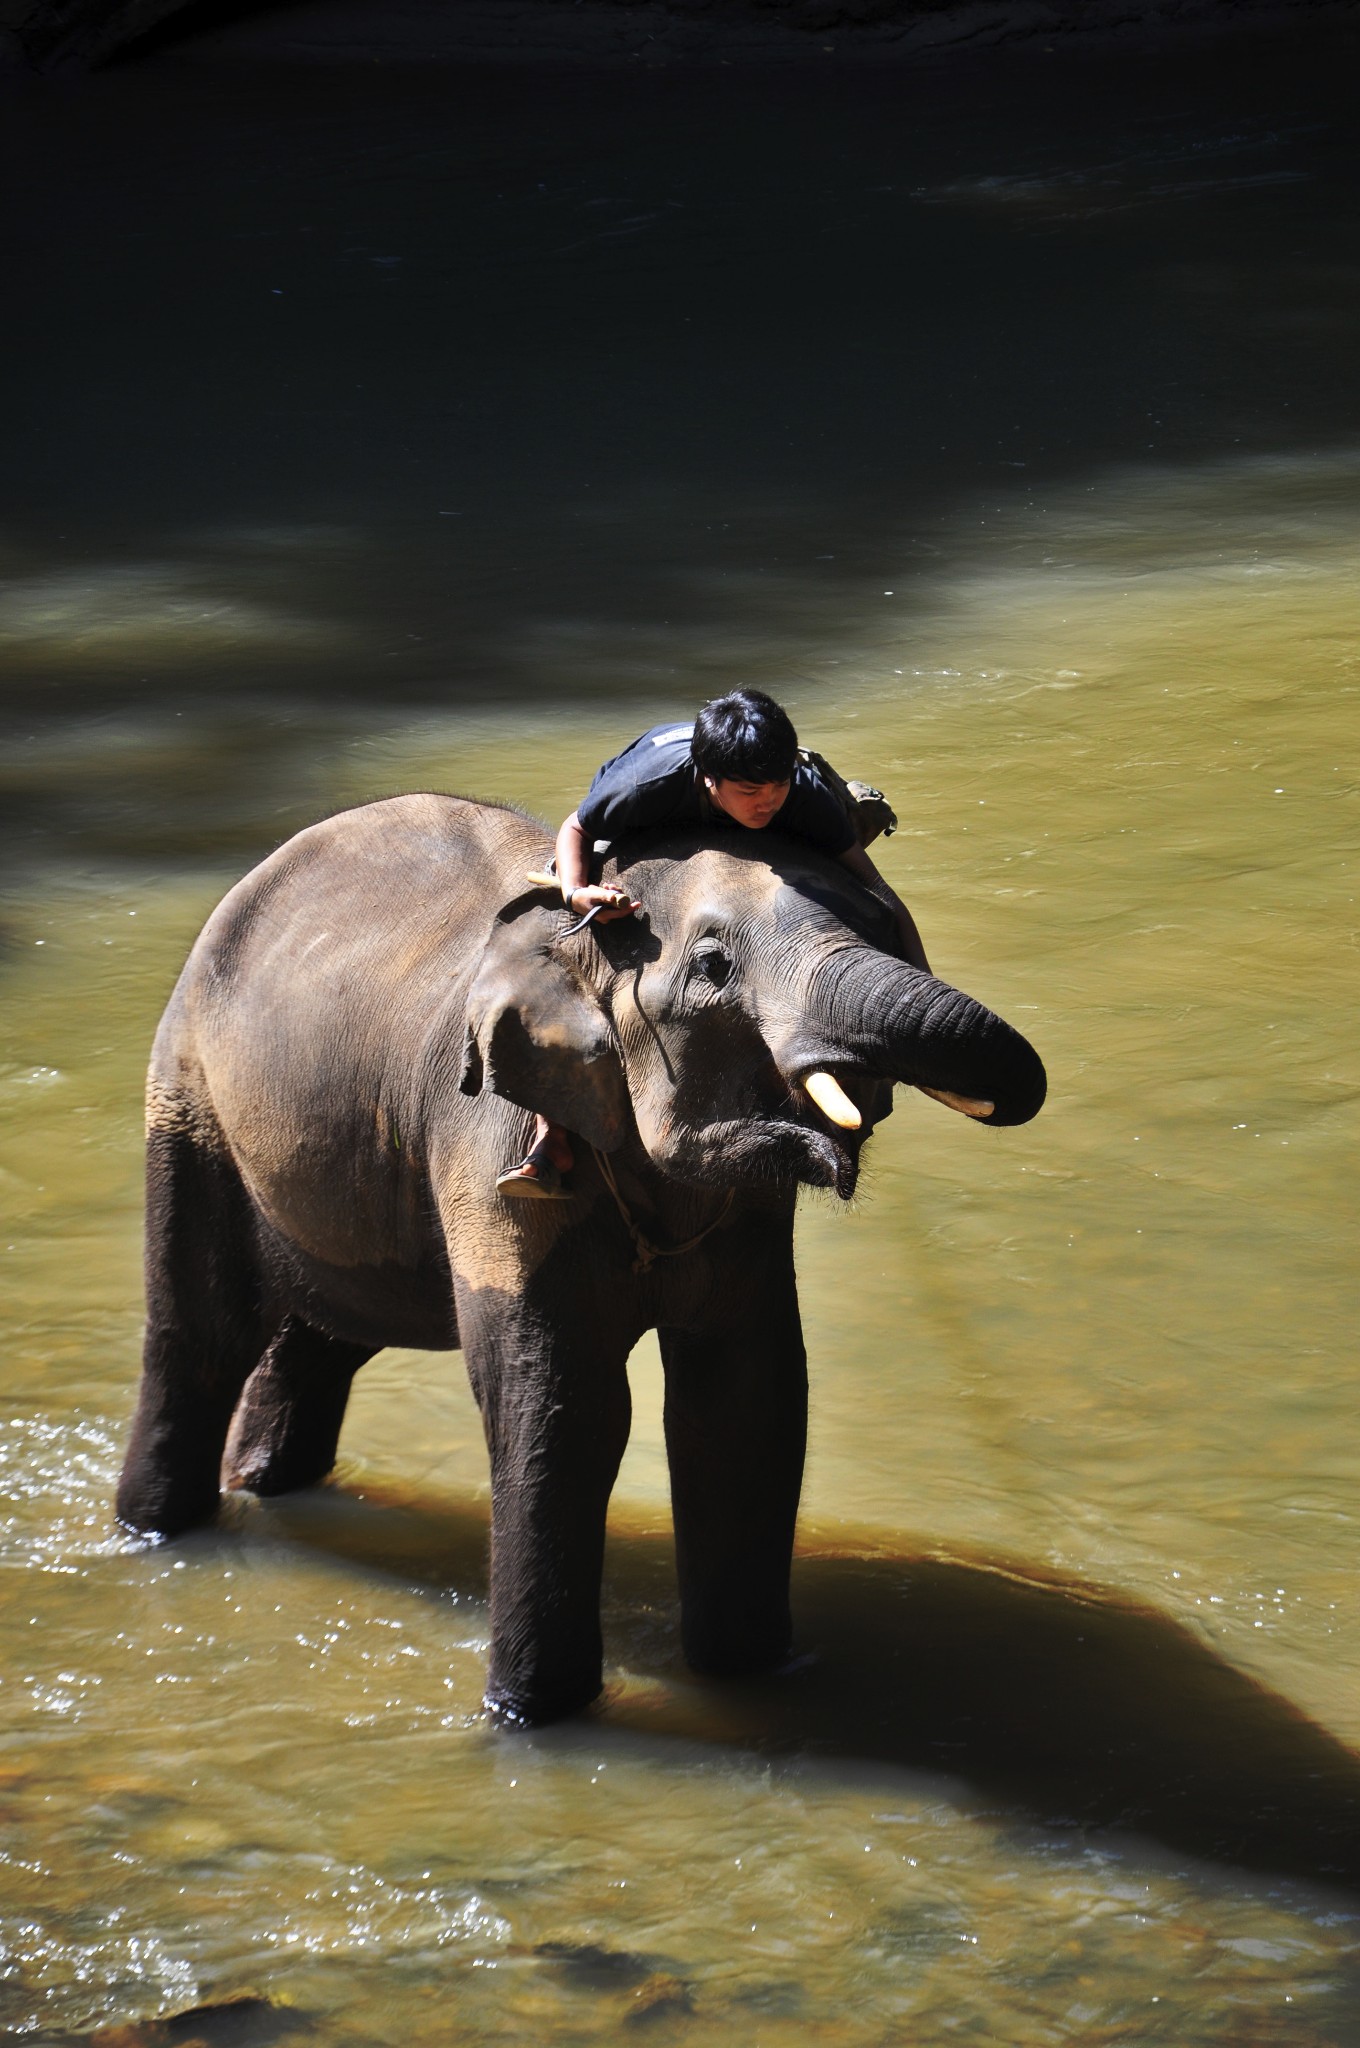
[918,1085,994,1120]
[804,1071,862,1130]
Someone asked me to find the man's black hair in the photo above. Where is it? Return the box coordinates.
[691,688,798,785]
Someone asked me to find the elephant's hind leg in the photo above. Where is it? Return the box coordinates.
[223,1317,373,1497]
[116,1125,274,1538]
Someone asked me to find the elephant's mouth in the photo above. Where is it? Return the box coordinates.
[785,1064,888,1197]
[660,1115,859,1198]
[658,1065,885,1201]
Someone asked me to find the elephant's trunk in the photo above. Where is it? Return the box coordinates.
[784,948,1047,1129]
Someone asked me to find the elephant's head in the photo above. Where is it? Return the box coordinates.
[461,829,1045,1197]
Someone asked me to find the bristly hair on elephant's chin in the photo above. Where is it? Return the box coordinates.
[656,1120,861,1201]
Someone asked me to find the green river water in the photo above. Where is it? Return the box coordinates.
[2,19,1358,2044]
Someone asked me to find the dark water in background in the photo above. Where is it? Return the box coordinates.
[2,20,1359,2043]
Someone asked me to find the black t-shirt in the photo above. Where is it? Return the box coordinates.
[575,723,857,856]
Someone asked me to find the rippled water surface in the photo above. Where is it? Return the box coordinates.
[2,21,1359,2043]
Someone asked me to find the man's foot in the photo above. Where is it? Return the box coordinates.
[496,1139,573,1201]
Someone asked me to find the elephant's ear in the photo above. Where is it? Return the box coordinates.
[459,905,629,1152]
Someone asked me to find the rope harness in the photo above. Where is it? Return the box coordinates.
[591,1147,735,1276]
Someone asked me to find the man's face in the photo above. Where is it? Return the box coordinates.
[705,777,792,830]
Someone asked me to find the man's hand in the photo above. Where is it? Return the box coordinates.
[554,811,641,924]
[565,883,640,923]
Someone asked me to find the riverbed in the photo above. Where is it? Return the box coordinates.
[2,18,1359,2043]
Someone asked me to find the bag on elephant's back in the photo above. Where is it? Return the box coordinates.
[798,749,898,849]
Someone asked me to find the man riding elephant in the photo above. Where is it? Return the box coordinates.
[497,687,929,1198]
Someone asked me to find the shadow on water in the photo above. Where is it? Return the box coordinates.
[253,1480,1360,1895]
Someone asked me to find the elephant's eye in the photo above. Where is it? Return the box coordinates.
[691,941,733,990]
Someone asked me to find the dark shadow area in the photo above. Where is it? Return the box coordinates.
[18,0,1355,76]
[116,0,299,65]
[3,27,1358,640]
[3,13,1358,899]
[255,1479,1360,1895]
[2,17,1358,895]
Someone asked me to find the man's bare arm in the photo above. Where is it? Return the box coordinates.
[555,811,639,921]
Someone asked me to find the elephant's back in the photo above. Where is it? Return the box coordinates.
[176,794,535,1012]
[145,794,548,1278]
[200,793,542,982]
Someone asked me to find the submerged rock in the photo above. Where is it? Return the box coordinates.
[531,1942,695,2026]
[624,1972,696,2025]
[88,1992,307,2048]
[533,1937,661,1988]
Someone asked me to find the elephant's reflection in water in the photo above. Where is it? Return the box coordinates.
[252,1480,1360,1897]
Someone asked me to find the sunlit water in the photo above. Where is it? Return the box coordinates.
[2,21,1359,2044]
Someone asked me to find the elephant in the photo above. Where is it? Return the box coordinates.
[116,792,1046,1724]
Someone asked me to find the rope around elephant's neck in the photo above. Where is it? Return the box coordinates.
[590,1148,735,1275]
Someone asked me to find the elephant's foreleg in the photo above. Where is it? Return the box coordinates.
[117,1127,274,1538]
[223,1316,373,1497]
[461,1301,634,1726]
[659,1274,807,1679]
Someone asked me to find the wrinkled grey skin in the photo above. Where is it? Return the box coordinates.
[117,794,1045,1724]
